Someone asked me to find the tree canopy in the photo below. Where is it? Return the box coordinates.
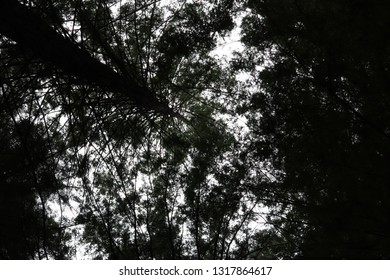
[0,0,389,259]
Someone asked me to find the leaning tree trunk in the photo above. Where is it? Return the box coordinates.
[0,0,171,114]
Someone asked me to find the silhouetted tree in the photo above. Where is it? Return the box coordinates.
[2,0,388,260]
[239,0,390,259]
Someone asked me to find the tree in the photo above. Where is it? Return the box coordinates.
[239,0,390,258]
[0,0,171,114]
[2,0,268,259]
[0,112,72,259]
[3,0,388,260]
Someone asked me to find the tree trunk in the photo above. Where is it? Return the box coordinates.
[0,0,170,113]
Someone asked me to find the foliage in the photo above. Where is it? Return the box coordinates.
[1,0,389,260]
[239,0,390,259]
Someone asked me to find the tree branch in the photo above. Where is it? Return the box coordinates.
[0,0,171,114]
